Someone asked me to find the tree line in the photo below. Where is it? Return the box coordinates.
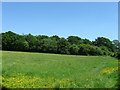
[1,31,120,58]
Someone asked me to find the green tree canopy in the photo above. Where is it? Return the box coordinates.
[67,36,83,45]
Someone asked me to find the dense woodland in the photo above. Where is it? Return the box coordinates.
[0,31,120,58]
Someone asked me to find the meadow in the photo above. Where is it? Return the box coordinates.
[1,51,119,88]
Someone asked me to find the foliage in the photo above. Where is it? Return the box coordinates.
[67,36,83,45]
[117,51,120,59]
[89,46,103,56]
[41,38,58,53]
[78,44,91,55]
[99,46,109,55]
[1,31,118,57]
[57,38,70,54]
[24,34,38,51]
[50,35,60,41]
[78,44,104,56]
[2,31,27,51]
[69,44,79,55]
[93,37,116,52]
[112,40,120,49]
[83,39,92,45]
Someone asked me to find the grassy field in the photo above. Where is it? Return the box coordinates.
[1,51,119,88]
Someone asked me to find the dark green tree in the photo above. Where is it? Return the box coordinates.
[67,36,83,45]
[78,44,91,55]
[93,37,116,52]
[57,38,70,54]
[99,46,109,55]
[2,31,27,51]
[83,39,92,45]
[41,38,58,53]
[24,34,38,51]
[50,35,60,41]
[2,31,118,57]
[69,44,79,55]
[36,35,49,40]
[113,40,120,49]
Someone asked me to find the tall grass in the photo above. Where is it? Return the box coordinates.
[1,51,118,88]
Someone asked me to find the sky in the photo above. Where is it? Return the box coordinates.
[2,2,118,41]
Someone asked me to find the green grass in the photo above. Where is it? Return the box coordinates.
[1,51,119,88]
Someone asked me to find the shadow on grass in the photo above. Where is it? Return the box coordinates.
[1,86,9,90]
